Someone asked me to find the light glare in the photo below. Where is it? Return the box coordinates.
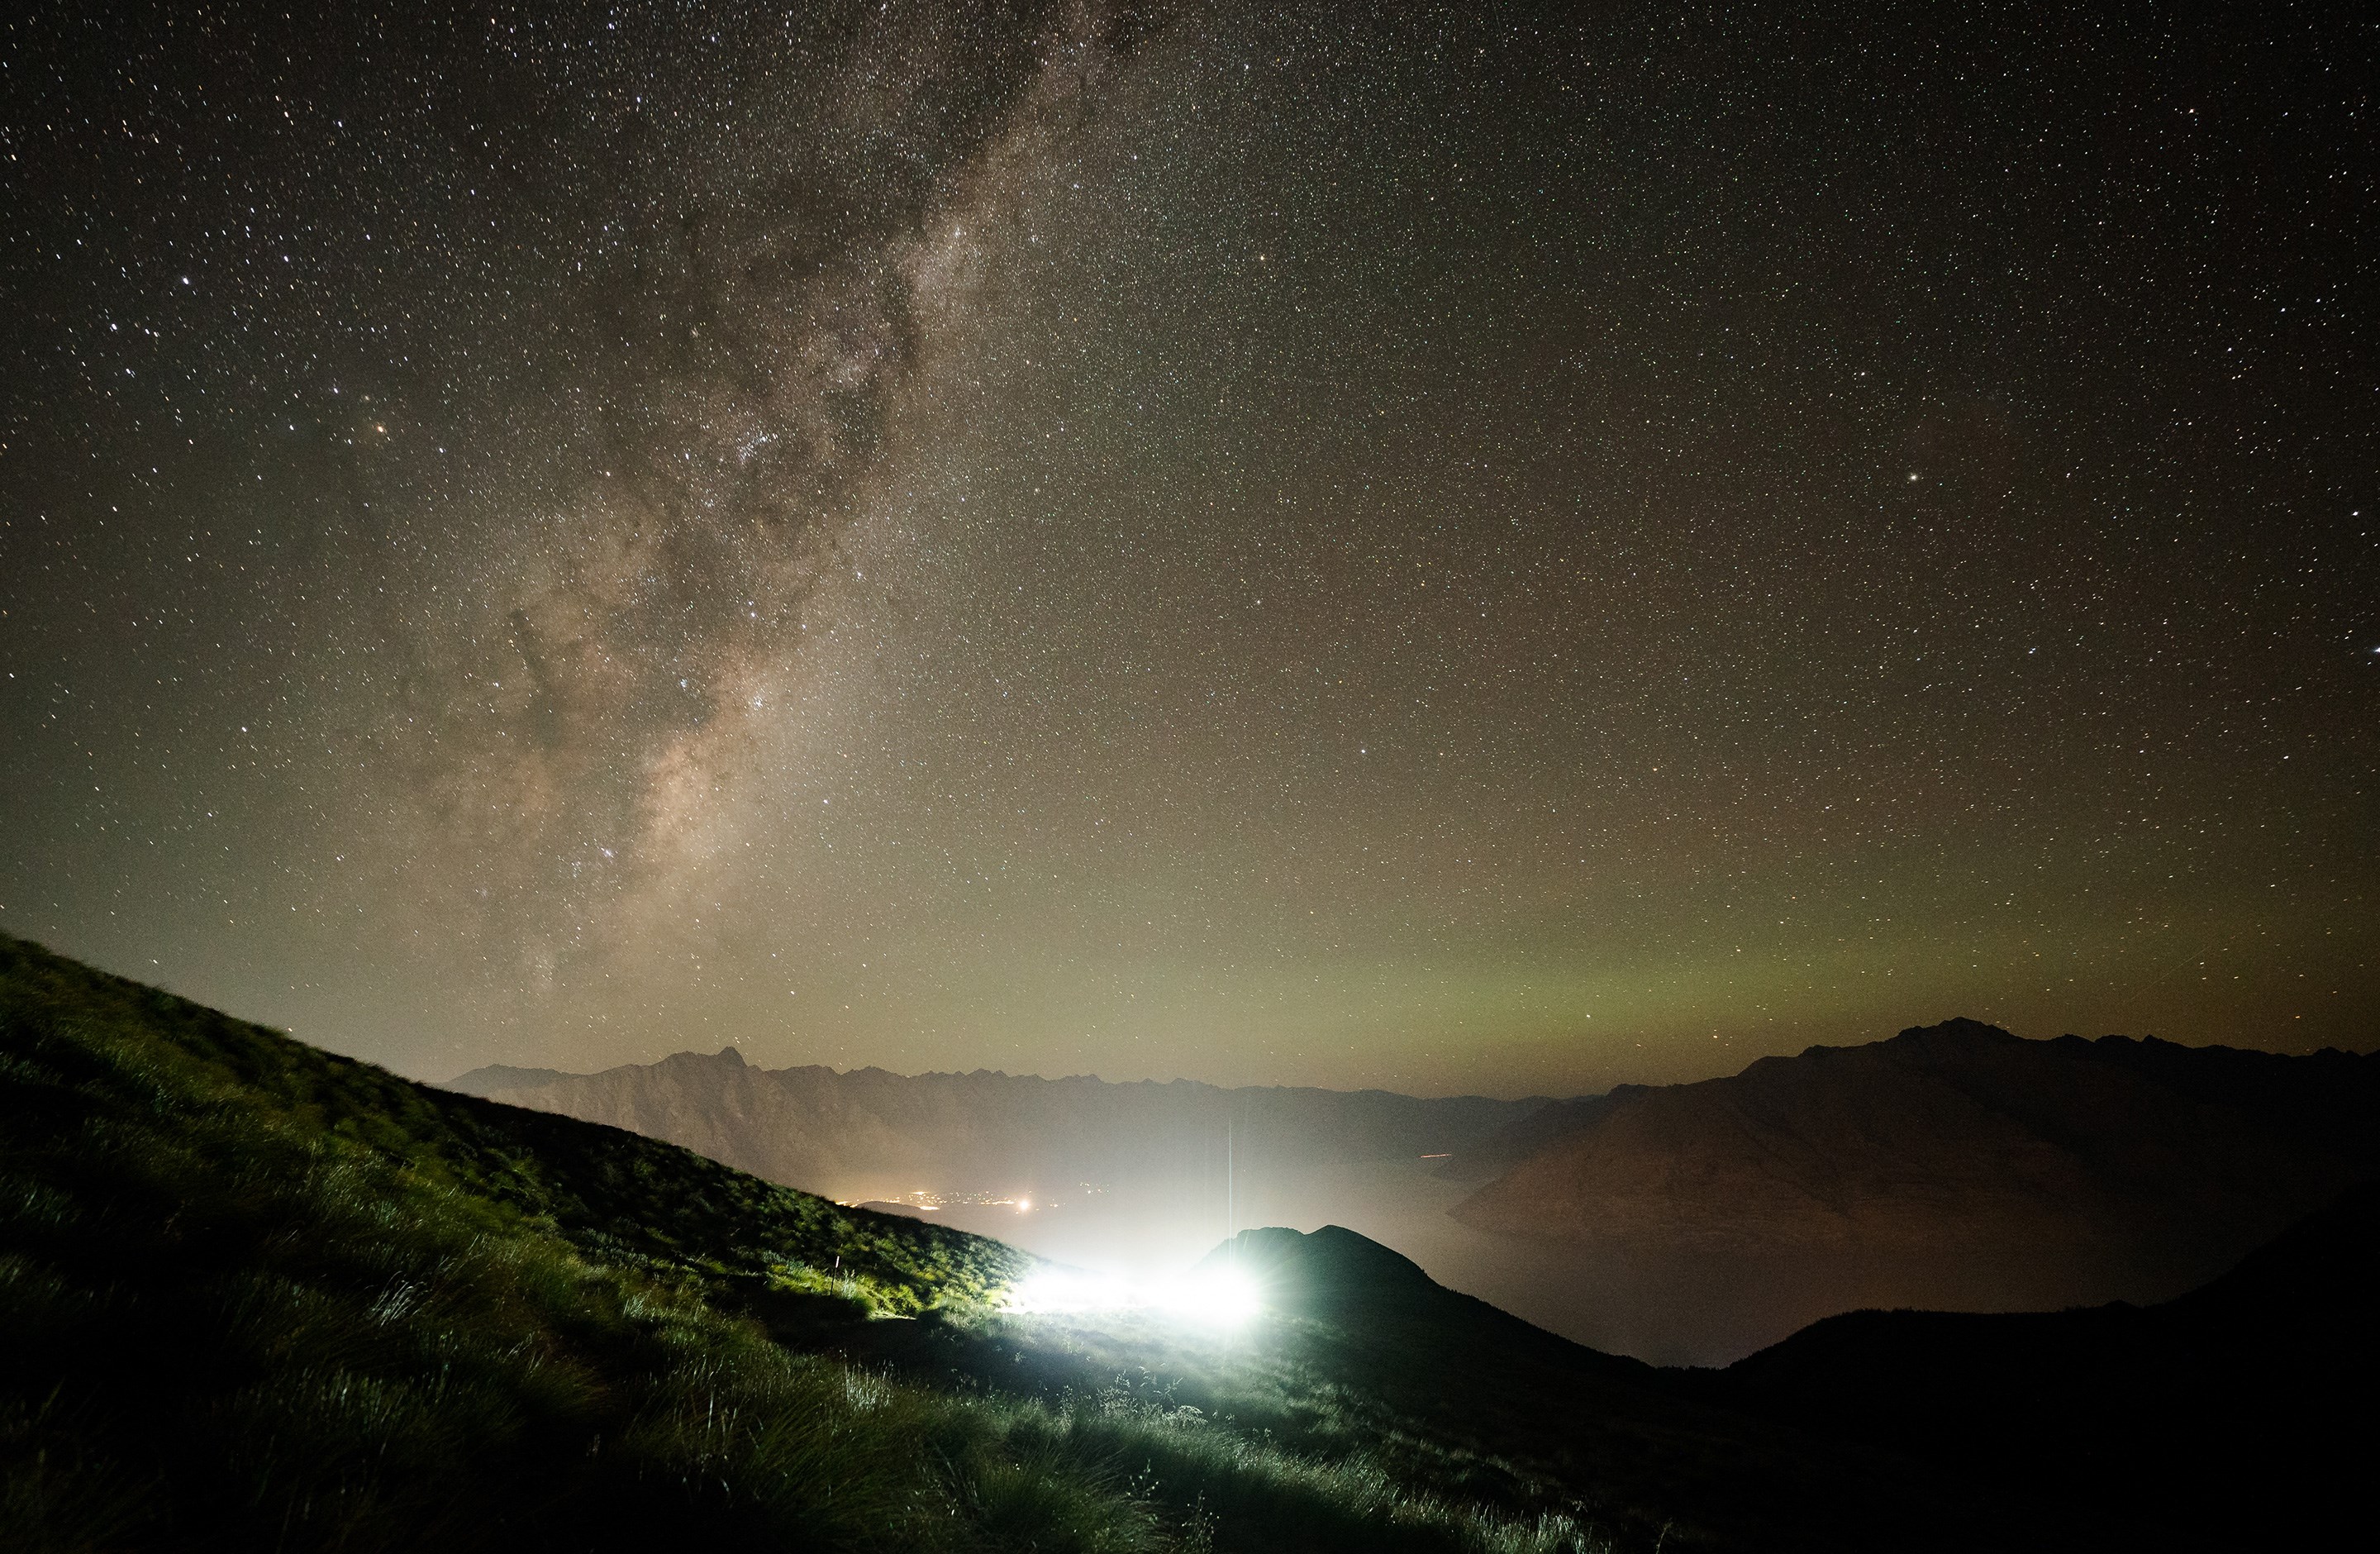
[1006,1263,1263,1328]
[1165,1265,1261,1327]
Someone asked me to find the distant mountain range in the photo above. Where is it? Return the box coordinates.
[1452,1017,2380,1321]
[445,1050,1549,1205]
[452,1018,2379,1361]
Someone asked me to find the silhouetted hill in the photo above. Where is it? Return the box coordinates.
[1207,1223,1450,1313]
[1452,1018,2380,1342]
[1181,1213,2377,1551]
[1152,1224,1997,1552]
[446,1047,1552,1203]
[1707,1179,2380,1550]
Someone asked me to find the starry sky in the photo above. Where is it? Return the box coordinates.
[2,0,2373,1096]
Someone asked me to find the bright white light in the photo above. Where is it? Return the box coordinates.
[1160,1265,1262,1328]
[1004,1262,1263,1328]
[1005,1268,1135,1315]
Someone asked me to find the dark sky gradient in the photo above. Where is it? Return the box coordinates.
[3,1,2374,1094]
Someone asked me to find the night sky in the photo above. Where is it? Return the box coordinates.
[3,1,2373,1095]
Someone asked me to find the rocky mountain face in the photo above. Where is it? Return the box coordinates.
[444,1050,1549,1205]
[1451,1018,2380,1320]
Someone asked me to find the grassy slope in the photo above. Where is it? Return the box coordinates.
[0,936,1978,1552]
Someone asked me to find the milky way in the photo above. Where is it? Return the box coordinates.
[345,3,1140,982]
[3,1,2374,1091]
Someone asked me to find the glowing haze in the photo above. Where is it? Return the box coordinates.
[3,1,2373,1096]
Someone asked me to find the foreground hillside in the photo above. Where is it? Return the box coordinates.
[0,936,1051,1551]
[0,935,1987,1552]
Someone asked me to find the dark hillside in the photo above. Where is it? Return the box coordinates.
[1710,1180,2380,1552]
[1156,1227,1985,1551]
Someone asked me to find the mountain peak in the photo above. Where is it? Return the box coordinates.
[1890,1016,2022,1046]
[1198,1224,1437,1313]
[442,1061,569,1094]
[1787,1018,2023,1061]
